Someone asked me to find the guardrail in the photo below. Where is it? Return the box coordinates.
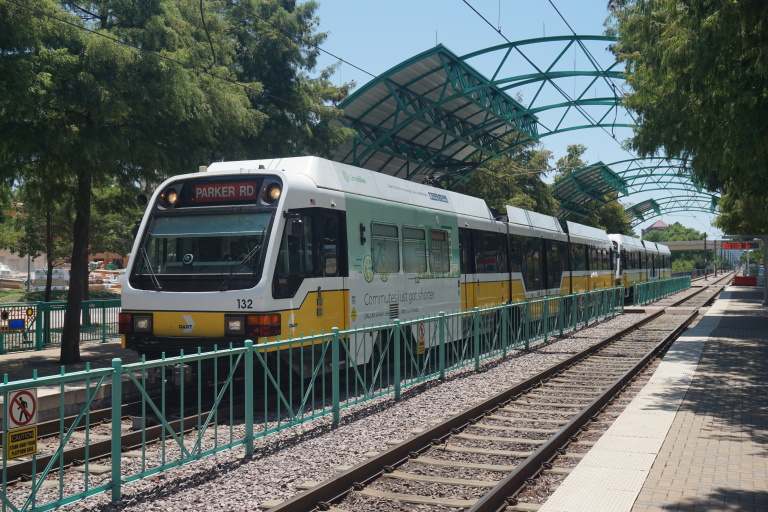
[0,299,121,354]
[633,276,691,306]
[1,287,623,511]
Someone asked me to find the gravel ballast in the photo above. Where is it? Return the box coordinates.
[53,312,649,512]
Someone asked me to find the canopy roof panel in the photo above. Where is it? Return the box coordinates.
[331,45,539,182]
[551,162,628,220]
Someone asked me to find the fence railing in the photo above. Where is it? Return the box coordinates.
[1,288,626,511]
[633,276,691,306]
[0,299,121,354]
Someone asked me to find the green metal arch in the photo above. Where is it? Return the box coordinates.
[332,36,716,222]
[553,157,720,225]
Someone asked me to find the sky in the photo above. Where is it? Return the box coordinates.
[309,0,723,239]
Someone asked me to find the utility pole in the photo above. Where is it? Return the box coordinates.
[703,234,708,280]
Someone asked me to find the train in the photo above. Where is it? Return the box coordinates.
[119,156,670,360]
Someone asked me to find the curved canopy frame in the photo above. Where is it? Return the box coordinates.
[330,35,717,222]
[552,157,720,225]
[625,196,719,227]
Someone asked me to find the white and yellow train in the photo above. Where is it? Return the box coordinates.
[119,156,669,358]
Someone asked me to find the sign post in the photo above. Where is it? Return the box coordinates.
[4,388,38,461]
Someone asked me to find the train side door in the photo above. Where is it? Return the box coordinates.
[459,228,476,311]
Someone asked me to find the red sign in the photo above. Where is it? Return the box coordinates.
[193,182,258,203]
[8,389,37,428]
[723,242,760,250]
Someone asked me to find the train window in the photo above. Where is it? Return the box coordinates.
[429,229,451,273]
[272,209,347,298]
[371,222,400,274]
[273,213,315,298]
[509,235,523,273]
[545,240,565,289]
[475,231,503,273]
[321,213,344,277]
[522,238,542,291]
[402,227,427,273]
[571,244,587,272]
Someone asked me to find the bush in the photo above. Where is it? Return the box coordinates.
[0,289,119,304]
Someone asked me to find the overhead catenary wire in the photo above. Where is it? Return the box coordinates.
[461,0,637,160]
[545,0,640,129]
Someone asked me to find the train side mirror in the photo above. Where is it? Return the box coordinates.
[137,194,148,206]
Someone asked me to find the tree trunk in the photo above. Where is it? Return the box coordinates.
[44,206,53,303]
[59,169,92,365]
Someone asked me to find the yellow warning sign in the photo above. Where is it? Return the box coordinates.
[6,426,38,460]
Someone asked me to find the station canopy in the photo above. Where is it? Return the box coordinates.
[330,45,539,184]
[328,36,720,225]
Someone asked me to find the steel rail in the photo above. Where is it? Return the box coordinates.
[267,311,666,512]
[468,308,700,511]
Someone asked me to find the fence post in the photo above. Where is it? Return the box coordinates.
[524,302,530,350]
[244,340,254,457]
[393,321,401,400]
[438,313,446,379]
[101,303,107,342]
[331,328,341,424]
[473,308,480,372]
[35,302,44,351]
[110,358,123,502]
[500,306,508,360]
[543,299,549,343]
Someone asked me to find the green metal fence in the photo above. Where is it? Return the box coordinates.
[0,299,121,355]
[632,276,692,306]
[1,287,623,511]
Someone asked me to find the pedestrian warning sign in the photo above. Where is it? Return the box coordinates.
[5,426,38,460]
[6,388,38,429]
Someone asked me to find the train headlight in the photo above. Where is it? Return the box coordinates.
[134,315,153,333]
[262,184,282,203]
[158,187,178,208]
[225,315,245,335]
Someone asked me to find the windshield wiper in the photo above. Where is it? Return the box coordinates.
[140,247,163,291]
[220,244,262,291]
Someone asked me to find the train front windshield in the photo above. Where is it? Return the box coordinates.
[131,212,273,292]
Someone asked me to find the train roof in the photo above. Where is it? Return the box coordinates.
[642,240,671,255]
[656,243,672,256]
[506,206,568,241]
[642,240,660,254]
[565,221,612,248]
[608,233,646,251]
[207,156,494,220]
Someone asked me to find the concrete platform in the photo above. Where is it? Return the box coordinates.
[539,286,768,512]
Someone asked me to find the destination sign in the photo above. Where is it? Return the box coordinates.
[192,182,258,203]
[723,242,760,250]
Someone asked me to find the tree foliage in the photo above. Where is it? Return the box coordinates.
[610,0,768,232]
[453,137,558,216]
[0,0,353,363]
[641,222,703,242]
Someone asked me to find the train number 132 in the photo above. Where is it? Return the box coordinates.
[236,299,253,309]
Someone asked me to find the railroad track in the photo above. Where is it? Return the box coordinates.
[1,274,732,497]
[266,277,728,512]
